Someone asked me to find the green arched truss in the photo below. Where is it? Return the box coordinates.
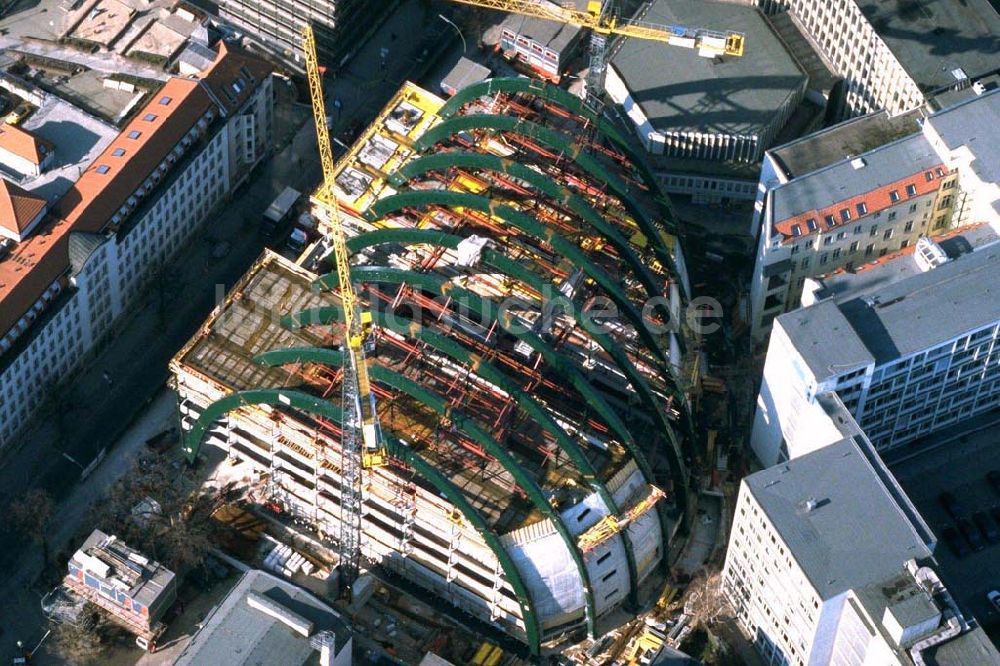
[252,347,599,637]
[435,76,664,198]
[314,265,683,534]
[387,151,668,310]
[342,227,689,470]
[180,388,543,653]
[363,189,674,380]
[411,113,678,275]
[271,304,641,605]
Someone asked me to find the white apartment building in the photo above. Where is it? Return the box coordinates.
[749,90,1000,343]
[748,128,957,341]
[751,234,1000,467]
[0,44,273,448]
[723,431,999,666]
[750,0,1000,119]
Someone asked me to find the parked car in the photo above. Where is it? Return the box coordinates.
[941,525,970,558]
[972,511,999,543]
[988,590,1000,613]
[4,102,34,126]
[957,517,985,551]
[988,470,1000,497]
[939,491,964,519]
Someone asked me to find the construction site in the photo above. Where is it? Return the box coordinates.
[170,61,705,656]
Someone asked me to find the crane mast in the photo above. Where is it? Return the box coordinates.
[302,24,387,589]
[447,0,744,110]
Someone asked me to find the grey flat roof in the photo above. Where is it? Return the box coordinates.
[440,56,491,94]
[500,1,584,53]
[768,109,922,180]
[811,223,1000,303]
[925,88,1000,220]
[610,0,806,137]
[781,241,1000,368]
[780,300,874,381]
[856,0,1000,93]
[745,437,933,600]
[174,569,351,666]
[770,131,940,225]
[926,625,1000,664]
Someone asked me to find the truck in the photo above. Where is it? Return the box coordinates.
[261,186,301,238]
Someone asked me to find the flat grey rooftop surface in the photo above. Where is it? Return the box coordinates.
[925,88,1000,219]
[610,0,805,136]
[781,241,1000,371]
[746,437,932,600]
[498,1,584,52]
[780,300,874,381]
[857,0,1000,92]
[770,131,940,225]
[769,109,922,180]
[812,223,1000,303]
[18,95,118,203]
[174,569,351,666]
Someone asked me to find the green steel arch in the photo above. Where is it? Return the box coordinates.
[435,77,663,197]
[363,190,674,379]
[318,265,683,534]
[252,348,599,638]
[387,151,668,313]
[180,388,543,654]
[411,113,678,275]
[269,306,642,605]
[342,227,688,462]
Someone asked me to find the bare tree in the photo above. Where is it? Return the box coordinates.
[684,569,731,626]
[49,602,127,665]
[92,454,216,572]
[7,487,55,564]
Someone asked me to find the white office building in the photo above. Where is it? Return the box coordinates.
[751,233,1000,467]
[723,431,999,666]
[0,44,273,448]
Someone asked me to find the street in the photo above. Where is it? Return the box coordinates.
[0,1,466,660]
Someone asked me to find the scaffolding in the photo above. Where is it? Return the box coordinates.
[173,77,698,657]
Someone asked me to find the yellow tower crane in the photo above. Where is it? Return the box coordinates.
[302,24,387,588]
[447,0,744,109]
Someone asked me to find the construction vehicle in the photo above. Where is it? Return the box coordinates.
[447,0,744,110]
[301,24,388,592]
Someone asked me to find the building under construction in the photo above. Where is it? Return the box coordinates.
[170,77,699,655]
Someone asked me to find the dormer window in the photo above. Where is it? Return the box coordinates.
[159,96,172,105]
[143,113,158,122]
[128,130,141,139]
[112,148,126,157]
[96,165,110,174]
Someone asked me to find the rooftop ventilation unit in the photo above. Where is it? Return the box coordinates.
[851,157,866,170]
[914,236,949,272]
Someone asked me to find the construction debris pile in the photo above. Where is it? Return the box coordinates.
[171,76,700,656]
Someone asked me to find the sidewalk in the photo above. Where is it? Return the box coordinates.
[0,79,318,662]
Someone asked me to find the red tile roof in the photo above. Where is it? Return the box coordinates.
[0,44,271,343]
[0,179,46,236]
[0,123,53,166]
[774,167,946,240]
[0,78,213,339]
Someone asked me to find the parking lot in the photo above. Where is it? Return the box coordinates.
[889,411,1000,643]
